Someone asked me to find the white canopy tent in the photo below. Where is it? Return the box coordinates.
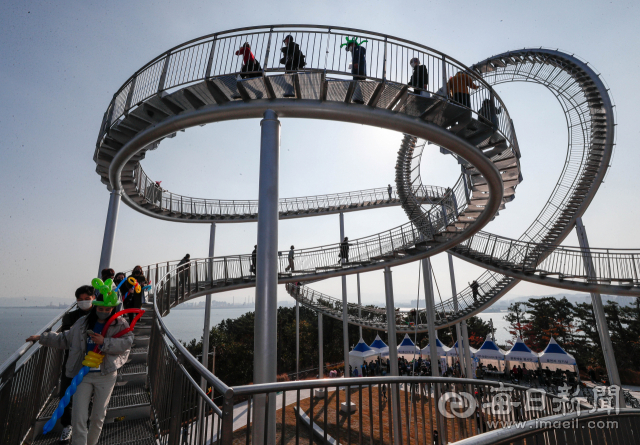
[445,340,477,367]
[421,338,450,359]
[369,334,389,358]
[504,337,539,372]
[349,338,379,376]
[421,338,449,373]
[474,337,507,372]
[538,337,578,373]
[397,334,420,360]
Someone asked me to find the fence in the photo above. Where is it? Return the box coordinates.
[99,25,515,152]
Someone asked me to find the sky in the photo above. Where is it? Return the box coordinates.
[1,0,639,308]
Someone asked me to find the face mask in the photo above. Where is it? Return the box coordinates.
[96,310,112,320]
[77,300,93,310]
[411,63,417,68]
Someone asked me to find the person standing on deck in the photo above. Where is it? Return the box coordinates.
[408,57,429,95]
[342,37,368,104]
[447,70,478,108]
[285,245,295,272]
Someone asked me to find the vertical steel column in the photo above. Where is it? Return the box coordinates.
[383,266,401,445]
[422,259,439,377]
[447,253,466,376]
[296,299,300,380]
[198,222,216,442]
[423,258,445,444]
[357,273,363,338]
[318,312,324,378]
[253,110,280,445]
[201,223,216,384]
[98,189,122,274]
[576,217,624,407]
[340,212,349,377]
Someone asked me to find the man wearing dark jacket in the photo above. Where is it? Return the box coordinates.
[408,58,429,93]
[280,35,306,98]
[280,35,306,72]
[177,254,190,296]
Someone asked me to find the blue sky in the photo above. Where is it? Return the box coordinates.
[1,0,638,307]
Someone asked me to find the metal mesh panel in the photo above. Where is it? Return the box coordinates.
[268,74,295,97]
[326,79,349,102]
[298,72,323,99]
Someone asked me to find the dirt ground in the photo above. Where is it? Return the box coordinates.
[231,384,483,444]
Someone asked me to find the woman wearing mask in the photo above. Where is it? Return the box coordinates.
[27,286,95,443]
[27,294,133,445]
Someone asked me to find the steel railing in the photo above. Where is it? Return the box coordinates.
[453,409,640,445]
[97,25,515,152]
[150,260,593,445]
[396,49,616,325]
[0,308,70,445]
[132,163,448,219]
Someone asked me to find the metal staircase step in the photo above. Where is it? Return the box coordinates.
[32,417,155,445]
[33,383,151,439]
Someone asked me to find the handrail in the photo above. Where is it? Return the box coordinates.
[152,284,232,396]
[133,163,448,218]
[98,25,515,152]
[108,24,496,102]
[452,409,640,445]
[0,306,72,377]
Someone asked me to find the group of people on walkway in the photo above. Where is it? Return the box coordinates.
[231,34,495,119]
[24,265,149,445]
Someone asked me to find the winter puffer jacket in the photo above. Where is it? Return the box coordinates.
[40,315,133,377]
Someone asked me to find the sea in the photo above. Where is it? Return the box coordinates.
[0,307,254,364]
[0,307,512,364]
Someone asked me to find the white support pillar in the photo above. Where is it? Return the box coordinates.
[340,212,349,377]
[200,223,216,382]
[422,259,439,377]
[383,266,401,445]
[201,223,216,388]
[198,222,216,442]
[447,253,466,376]
[422,258,445,444]
[98,189,122,274]
[253,110,280,445]
[296,299,300,380]
[357,273,363,338]
[576,217,624,407]
[318,313,324,378]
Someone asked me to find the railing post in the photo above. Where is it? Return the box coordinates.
[462,173,471,205]
[220,389,235,445]
[441,56,448,98]
[166,262,171,313]
[382,37,388,81]
[205,37,217,79]
[263,28,274,72]
[157,52,171,93]
[124,77,137,113]
[168,363,185,445]
[0,363,16,444]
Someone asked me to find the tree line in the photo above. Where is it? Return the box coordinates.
[503,296,640,383]
[182,304,494,387]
